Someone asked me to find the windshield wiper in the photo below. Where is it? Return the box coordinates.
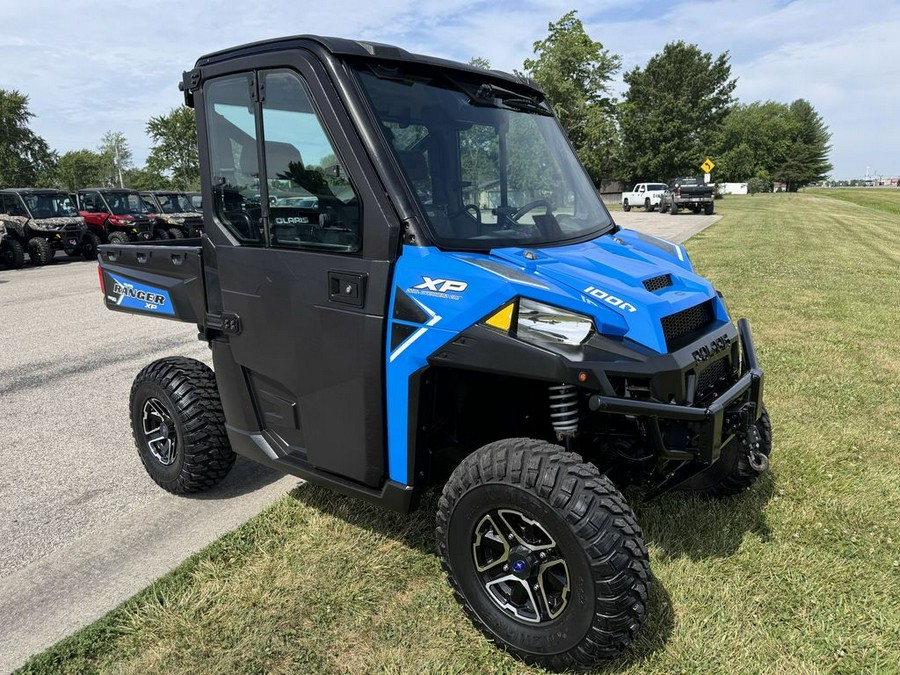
[497,96,552,116]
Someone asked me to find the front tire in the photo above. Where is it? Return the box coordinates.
[678,406,772,496]
[437,439,650,671]
[622,199,631,212]
[167,227,185,239]
[81,231,101,260]
[704,203,714,215]
[644,198,652,211]
[1,238,25,269]
[130,357,236,494]
[28,237,54,265]
[107,231,130,245]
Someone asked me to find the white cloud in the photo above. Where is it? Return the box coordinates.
[1,0,896,178]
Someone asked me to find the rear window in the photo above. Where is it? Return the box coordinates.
[649,184,667,191]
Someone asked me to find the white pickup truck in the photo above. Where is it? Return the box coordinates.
[621,182,668,212]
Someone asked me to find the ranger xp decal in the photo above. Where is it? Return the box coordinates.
[108,274,175,316]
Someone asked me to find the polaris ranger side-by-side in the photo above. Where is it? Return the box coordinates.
[0,188,89,264]
[139,190,204,239]
[77,188,155,248]
[97,36,770,671]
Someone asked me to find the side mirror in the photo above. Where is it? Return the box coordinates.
[324,164,342,179]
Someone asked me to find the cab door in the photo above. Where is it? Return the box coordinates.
[197,55,400,487]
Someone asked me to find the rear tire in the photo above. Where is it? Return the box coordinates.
[670,203,679,215]
[28,237,54,265]
[130,357,236,494]
[167,227,185,239]
[1,237,25,269]
[678,406,772,497]
[704,203,714,215]
[81,231,101,260]
[437,438,650,670]
[153,227,169,240]
[107,231,130,245]
[622,199,631,212]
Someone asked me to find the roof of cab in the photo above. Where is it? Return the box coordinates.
[194,34,537,92]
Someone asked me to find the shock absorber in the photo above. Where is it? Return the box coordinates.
[548,384,579,441]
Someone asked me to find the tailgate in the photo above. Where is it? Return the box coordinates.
[98,240,206,324]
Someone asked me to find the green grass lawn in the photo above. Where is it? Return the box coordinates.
[19,193,900,674]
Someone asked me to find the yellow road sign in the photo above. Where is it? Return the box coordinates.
[700,157,715,173]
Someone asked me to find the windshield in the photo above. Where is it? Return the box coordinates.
[22,193,78,219]
[105,192,147,215]
[355,66,612,250]
[155,193,194,213]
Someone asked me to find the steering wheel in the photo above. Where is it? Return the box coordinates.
[464,203,482,223]
[511,199,552,222]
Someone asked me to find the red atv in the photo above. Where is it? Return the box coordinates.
[76,188,155,245]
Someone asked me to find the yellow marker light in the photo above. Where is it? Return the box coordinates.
[484,302,515,331]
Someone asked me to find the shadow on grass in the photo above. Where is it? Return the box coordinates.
[632,471,776,561]
[289,484,676,669]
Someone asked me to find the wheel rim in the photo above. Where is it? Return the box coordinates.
[472,508,570,624]
[142,397,178,465]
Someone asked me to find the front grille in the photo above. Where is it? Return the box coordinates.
[63,223,82,234]
[695,358,729,396]
[661,300,714,350]
[643,273,672,292]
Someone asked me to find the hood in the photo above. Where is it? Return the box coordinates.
[478,230,726,353]
[30,216,84,229]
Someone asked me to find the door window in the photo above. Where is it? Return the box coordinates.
[2,195,27,217]
[205,73,265,245]
[261,70,360,252]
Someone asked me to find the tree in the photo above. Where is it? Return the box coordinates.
[714,101,795,182]
[0,89,57,186]
[468,57,491,70]
[773,99,832,191]
[146,107,200,191]
[619,41,736,181]
[99,131,132,188]
[55,149,107,191]
[523,11,621,182]
[123,166,170,191]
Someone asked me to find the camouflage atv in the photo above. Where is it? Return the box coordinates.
[0,189,92,265]
[0,221,25,269]
[139,191,203,239]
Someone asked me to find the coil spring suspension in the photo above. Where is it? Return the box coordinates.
[548,384,579,439]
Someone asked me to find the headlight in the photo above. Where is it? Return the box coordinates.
[483,298,595,346]
[517,299,594,345]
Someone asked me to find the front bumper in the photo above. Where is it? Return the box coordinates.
[587,318,763,465]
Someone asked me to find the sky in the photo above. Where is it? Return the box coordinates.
[2,0,898,180]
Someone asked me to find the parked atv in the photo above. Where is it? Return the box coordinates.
[97,36,771,672]
[139,190,203,240]
[0,221,25,269]
[76,188,154,248]
[0,188,90,265]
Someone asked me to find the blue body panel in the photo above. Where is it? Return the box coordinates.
[385,229,728,484]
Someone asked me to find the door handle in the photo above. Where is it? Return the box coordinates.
[328,271,367,308]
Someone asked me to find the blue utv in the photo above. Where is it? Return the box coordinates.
[97,36,771,671]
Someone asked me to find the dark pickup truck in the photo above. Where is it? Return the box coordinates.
[659,177,715,215]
